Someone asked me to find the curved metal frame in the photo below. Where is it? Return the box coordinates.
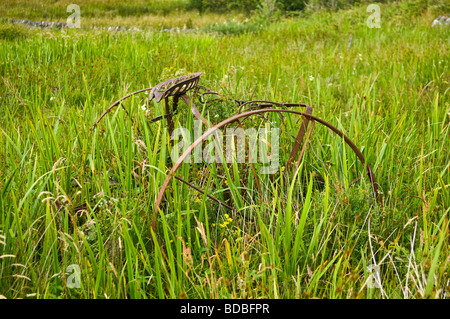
[152,108,379,231]
[91,73,380,232]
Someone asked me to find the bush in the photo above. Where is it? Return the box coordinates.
[399,0,450,16]
[188,0,260,14]
[201,20,263,35]
[0,22,28,41]
[188,0,306,13]
[190,0,450,14]
[278,0,307,11]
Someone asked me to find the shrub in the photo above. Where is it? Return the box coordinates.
[0,21,28,41]
[201,20,263,35]
[278,0,307,11]
[188,0,260,14]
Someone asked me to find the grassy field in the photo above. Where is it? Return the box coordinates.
[0,0,246,29]
[0,0,449,299]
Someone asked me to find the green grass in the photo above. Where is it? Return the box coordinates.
[0,1,449,299]
[0,0,247,29]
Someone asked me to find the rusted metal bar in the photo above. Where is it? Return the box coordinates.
[164,97,174,136]
[91,87,154,130]
[174,176,233,210]
[294,119,315,172]
[286,105,313,173]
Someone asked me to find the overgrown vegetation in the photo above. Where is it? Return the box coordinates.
[0,22,29,41]
[0,0,449,299]
[189,0,449,14]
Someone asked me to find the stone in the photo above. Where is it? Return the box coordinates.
[432,15,450,27]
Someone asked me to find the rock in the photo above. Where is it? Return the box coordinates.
[1,17,191,34]
[432,15,450,27]
[4,18,67,29]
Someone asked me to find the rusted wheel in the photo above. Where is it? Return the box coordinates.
[153,108,379,232]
